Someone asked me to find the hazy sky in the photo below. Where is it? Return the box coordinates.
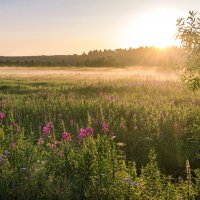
[0,0,200,56]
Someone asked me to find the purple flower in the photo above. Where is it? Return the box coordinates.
[76,127,94,142]
[3,150,9,156]
[62,132,71,142]
[85,127,94,136]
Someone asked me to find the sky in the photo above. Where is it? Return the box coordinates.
[0,0,200,56]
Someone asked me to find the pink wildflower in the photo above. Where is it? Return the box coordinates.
[10,122,17,127]
[0,112,4,122]
[51,143,57,149]
[46,122,53,129]
[38,137,44,145]
[85,127,94,136]
[42,122,53,136]
[76,127,94,142]
[102,122,109,133]
[54,140,59,145]
[42,126,50,135]
[62,132,71,142]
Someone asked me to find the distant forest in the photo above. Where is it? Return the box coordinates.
[0,46,183,67]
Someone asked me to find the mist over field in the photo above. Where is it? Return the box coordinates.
[0,66,178,81]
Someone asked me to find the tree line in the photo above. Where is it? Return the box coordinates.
[0,46,183,67]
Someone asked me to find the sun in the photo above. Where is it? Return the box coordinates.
[121,9,179,48]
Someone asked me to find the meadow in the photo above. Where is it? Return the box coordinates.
[1,66,200,199]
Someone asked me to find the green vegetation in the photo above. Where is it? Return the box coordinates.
[1,70,200,199]
[0,46,182,67]
[176,11,200,90]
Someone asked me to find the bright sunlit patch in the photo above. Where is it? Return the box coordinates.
[121,9,180,48]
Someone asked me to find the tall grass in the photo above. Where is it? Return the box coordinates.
[1,69,200,198]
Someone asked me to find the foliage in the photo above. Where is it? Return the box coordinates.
[176,11,200,90]
[1,71,200,198]
[0,117,199,199]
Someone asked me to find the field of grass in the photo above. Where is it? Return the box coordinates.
[1,66,200,199]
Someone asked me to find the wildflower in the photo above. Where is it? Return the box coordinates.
[51,143,57,149]
[76,127,94,142]
[62,132,71,142]
[0,112,4,122]
[10,122,17,127]
[102,122,109,133]
[51,140,59,149]
[54,140,59,145]
[79,128,86,137]
[42,122,53,136]
[38,137,44,145]
[111,133,116,140]
[85,127,94,136]
[46,122,53,129]
[3,150,9,156]
[116,142,126,147]
[76,134,83,142]
[42,126,50,135]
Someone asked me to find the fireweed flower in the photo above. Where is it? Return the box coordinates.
[50,140,59,149]
[85,127,94,136]
[54,140,59,145]
[10,122,17,127]
[42,122,53,136]
[42,126,50,135]
[62,132,71,142]
[51,143,57,149]
[76,127,94,142]
[46,122,53,129]
[38,137,44,145]
[0,112,4,122]
[101,122,109,133]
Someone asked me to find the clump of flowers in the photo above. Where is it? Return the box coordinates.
[76,127,94,141]
[51,140,59,149]
[62,132,71,142]
[101,122,109,133]
[42,122,53,136]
